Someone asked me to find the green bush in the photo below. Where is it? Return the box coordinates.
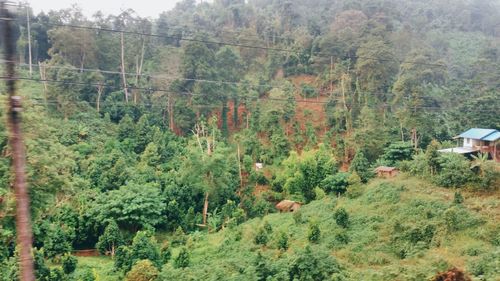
[308,221,321,243]
[434,153,474,188]
[277,231,289,251]
[125,259,159,281]
[61,253,78,274]
[254,227,269,246]
[334,208,349,228]
[173,248,190,268]
[293,210,304,224]
[321,173,350,194]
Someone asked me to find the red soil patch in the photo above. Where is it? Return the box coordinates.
[73,249,99,257]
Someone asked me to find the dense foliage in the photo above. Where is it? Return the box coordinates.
[0,0,499,279]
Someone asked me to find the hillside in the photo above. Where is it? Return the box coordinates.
[69,176,499,281]
[1,0,500,280]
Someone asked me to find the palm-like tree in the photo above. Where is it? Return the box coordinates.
[471,152,489,176]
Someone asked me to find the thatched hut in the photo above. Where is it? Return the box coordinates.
[276,200,302,212]
[374,166,399,178]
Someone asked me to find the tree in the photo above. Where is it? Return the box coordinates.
[96,220,123,258]
[381,142,414,166]
[425,140,441,175]
[125,260,159,281]
[321,172,350,194]
[43,224,73,259]
[129,231,161,268]
[349,151,373,183]
[91,183,165,231]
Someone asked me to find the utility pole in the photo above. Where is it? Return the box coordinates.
[26,3,32,77]
[1,2,36,281]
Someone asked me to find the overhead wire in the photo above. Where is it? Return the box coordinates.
[1,76,498,113]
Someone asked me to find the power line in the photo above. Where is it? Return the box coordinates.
[4,62,464,104]
[2,76,498,113]
[43,22,447,68]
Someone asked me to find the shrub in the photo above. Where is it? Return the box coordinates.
[115,245,132,271]
[308,221,321,243]
[321,173,350,194]
[160,244,171,264]
[254,227,269,246]
[334,208,349,228]
[277,232,289,251]
[314,187,326,199]
[434,154,473,188]
[263,221,273,234]
[129,231,161,268]
[293,210,304,224]
[289,246,346,280]
[125,259,159,281]
[49,268,65,281]
[453,192,464,204]
[61,253,78,274]
[173,248,190,268]
[75,269,94,281]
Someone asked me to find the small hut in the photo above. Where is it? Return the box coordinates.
[374,166,399,178]
[276,200,302,212]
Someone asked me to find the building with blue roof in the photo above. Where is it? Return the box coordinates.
[439,128,500,162]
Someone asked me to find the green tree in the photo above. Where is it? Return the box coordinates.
[334,208,349,228]
[129,231,161,268]
[61,253,78,274]
[96,220,123,258]
[349,151,373,183]
[125,260,159,281]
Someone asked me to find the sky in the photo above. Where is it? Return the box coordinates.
[27,0,187,18]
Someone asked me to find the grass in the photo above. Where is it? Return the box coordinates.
[79,176,500,280]
[74,256,121,280]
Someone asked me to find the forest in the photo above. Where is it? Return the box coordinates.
[0,0,499,280]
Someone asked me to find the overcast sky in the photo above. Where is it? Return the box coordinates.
[27,0,188,18]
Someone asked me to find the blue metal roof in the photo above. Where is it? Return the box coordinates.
[483,131,500,141]
[457,128,500,140]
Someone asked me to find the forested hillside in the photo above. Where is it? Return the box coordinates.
[0,0,499,280]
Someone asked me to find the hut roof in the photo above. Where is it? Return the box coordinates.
[374,166,397,172]
[276,200,300,209]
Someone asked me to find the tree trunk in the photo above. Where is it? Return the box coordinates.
[237,143,243,190]
[202,192,209,226]
[120,32,129,103]
[136,37,145,85]
[38,61,48,104]
[96,84,103,113]
[26,6,32,77]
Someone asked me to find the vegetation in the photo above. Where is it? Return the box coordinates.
[0,0,499,280]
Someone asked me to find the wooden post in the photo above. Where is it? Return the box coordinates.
[1,3,36,280]
[26,5,32,77]
[120,32,129,103]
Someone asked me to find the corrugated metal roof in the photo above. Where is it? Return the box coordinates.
[457,128,499,140]
[483,131,500,141]
[438,147,479,154]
